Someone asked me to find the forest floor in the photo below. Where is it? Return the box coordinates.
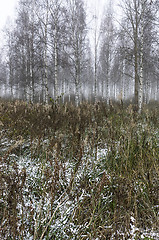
[0,99,159,239]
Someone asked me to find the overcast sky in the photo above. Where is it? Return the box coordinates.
[0,0,18,30]
[0,0,112,30]
[0,0,117,50]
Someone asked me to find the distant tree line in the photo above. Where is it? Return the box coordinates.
[0,0,158,110]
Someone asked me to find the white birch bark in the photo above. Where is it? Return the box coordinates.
[30,0,35,103]
[74,27,80,107]
[106,60,110,105]
[138,1,144,113]
[122,58,126,100]
[94,14,98,103]
[9,58,14,100]
[61,79,65,104]
[54,21,58,100]
[36,0,49,104]
[94,40,97,103]
[75,60,80,107]
[44,0,49,104]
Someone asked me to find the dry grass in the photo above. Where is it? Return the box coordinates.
[0,99,159,239]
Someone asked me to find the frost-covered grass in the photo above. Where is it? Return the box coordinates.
[0,100,159,239]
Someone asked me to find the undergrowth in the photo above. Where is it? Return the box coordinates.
[0,100,159,239]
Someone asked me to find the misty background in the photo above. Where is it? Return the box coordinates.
[0,0,158,109]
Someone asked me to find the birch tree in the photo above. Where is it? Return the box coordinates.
[99,0,115,104]
[92,10,101,103]
[66,0,87,106]
[13,0,39,102]
[49,0,65,100]
[6,30,15,99]
[120,0,158,110]
[34,0,50,103]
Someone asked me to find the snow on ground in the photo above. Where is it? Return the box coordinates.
[1,132,158,239]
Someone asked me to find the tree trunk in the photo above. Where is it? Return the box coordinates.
[134,15,139,106]
[138,19,144,113]
[54,23,58,100]
[44,0,49,104]
[138,0,145,113]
